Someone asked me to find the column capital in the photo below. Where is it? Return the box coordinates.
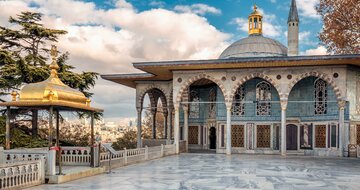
[174,103,180,111]
[338,100,346,110]
[280,99,288,111]
[225,101,232,111]
[182,105,189,111]
[136,107,142,113]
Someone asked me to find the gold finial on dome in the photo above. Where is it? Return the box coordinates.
[11,91,17,101]
[86,99,91,107]
[50,45,59,77]
[248,4,263,35]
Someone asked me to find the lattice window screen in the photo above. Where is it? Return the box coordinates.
[189,90,200,118]
[314,79,327,115]
[188,126,198,144]
[256,125,271,148]
[315,125,326,148]
[232,85,245,116]
[232,125,244,147]
[209,88,216,118]
[256,81,271,116]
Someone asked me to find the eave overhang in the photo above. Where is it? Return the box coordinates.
[101,54,360,88]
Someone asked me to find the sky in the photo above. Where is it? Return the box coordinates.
[0,0,327,123]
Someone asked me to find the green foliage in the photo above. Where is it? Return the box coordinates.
[0,116,48,148]
[0,11,99,98]
[112,129,137,150]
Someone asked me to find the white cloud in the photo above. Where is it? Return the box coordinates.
[149,1,165,8]
[297,0,320,19]
[304,46,327,55]
[174,3,222,16]
[0,0,230,122]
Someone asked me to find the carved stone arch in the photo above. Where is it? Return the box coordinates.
[137,85,168,110]
[288,71,343,101]
[175,73,228,104]
[230,73,282,100]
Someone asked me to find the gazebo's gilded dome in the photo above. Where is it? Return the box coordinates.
[17,45,89,106]
[219,35,288,59]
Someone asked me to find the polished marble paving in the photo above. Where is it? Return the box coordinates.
[29,154,360,190]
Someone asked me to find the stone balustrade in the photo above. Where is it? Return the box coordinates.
[0,159,45,189]
[61,147,92,166]
[100,142,186,169]
[142,139,173,147]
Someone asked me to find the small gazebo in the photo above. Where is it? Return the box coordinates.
[0,45,103,171]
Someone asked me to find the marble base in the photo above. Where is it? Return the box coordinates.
[29,154,360,190]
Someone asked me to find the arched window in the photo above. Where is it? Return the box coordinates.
[314,78,327,115]
[256,81,271,116]
[208,88,216,118]
[189,90,200,118]
[232,85,245,116]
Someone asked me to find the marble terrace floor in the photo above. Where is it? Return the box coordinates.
[29,154,360,190]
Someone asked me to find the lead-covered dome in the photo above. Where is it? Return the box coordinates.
[219,35,288,59]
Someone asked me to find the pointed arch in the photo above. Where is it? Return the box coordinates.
[230,73,281,100]
[288,71,343,101]
[137,85,168,110]
[175,73,228,103]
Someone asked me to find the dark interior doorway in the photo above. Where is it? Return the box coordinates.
[286,124,298,150]
[209,127,216,149]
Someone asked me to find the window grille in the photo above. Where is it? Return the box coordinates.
[256,125,271,148]
[232,85,245,116]
[189,90,200,118]
[256,81,271,116]
[232,125,244,147]
[208,88,216,118]
[314,78,327,115]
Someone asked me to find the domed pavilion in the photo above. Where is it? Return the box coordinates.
[0,45,103,171]
[102,0,360,157]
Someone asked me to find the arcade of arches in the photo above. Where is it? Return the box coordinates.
[120,67,360,157]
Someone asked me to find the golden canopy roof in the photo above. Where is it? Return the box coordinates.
[0,45,103,112]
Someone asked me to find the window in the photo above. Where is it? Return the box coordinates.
[232,125,244,147]
[256,125,271,148]
[249,18,252,29]
[256,81,271,116]
[314,78,327,115]
[189,90,200,118]
[208,88,216,118]
[232,85,245,116]
[254,18,258,28]
[315,125,326,148]
[188,126,198,144]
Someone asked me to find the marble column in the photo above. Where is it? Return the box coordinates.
[163,111,168,139]
[32,110,38,138]
[226,102,232,155]
[183,105,189,152]
[5,106,10,150]
[280,100,288,156]
[137,108,142,148]
[338,100,346,157]
[152,108,157,139]
[167,107,173,143]
[49,106,54,147]
[174,104,180,154]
